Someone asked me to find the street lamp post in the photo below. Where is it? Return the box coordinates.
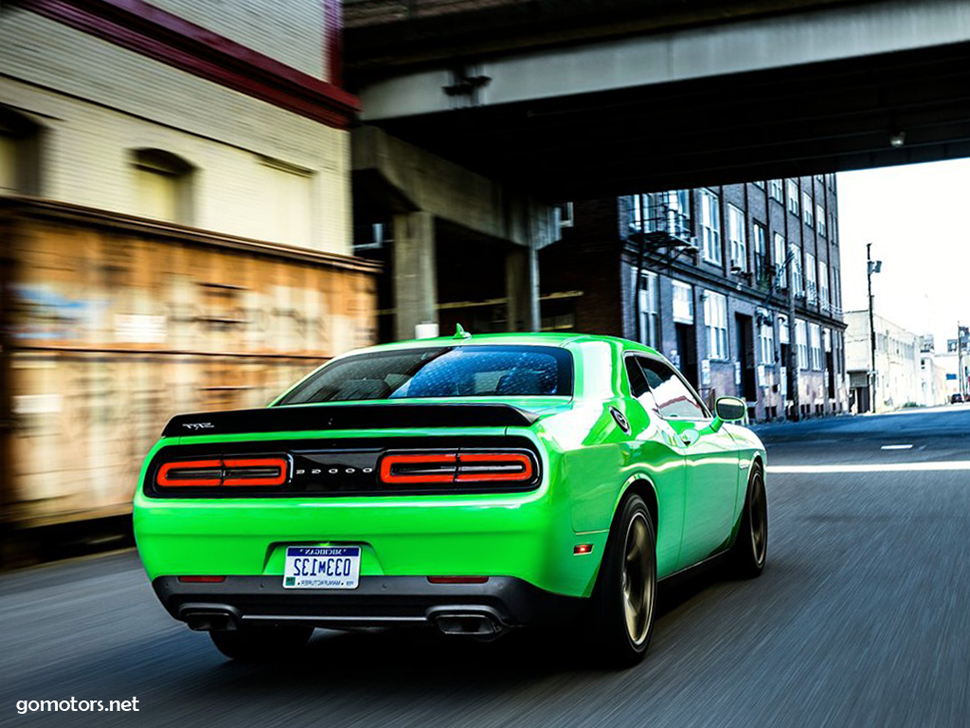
[866,243,882,413]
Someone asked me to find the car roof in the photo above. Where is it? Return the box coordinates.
[343,331,662,357]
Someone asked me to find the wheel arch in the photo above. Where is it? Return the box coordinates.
[615,473,659,538]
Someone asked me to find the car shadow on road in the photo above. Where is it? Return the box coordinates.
[199,567,730,691]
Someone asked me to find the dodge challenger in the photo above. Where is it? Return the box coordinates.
[134,331,768,666]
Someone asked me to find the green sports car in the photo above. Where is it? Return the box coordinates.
[134,331,768,666]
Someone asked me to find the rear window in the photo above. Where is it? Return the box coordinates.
[277,345,573,404]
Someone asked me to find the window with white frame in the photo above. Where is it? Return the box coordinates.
[809,323,822,370]
[759,321,775,365]
[769,179,784,202]
[629,194,646,231]
[805,252,817,304]
[816,204,826,236]
[753,223,767,283]
[638,270,660,350]
[819,260,829,308]
[787,180,800,215]
[727,204,746,271]
[803,193,813,227]
[790,242,804,296]
[672,280,693,324]
[704,291,729,360]
[698,189,722,264]
[773,232,786,288]
[795,319,808,369]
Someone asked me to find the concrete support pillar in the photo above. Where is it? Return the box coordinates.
[506,245,540,332]
[392,211,437,341]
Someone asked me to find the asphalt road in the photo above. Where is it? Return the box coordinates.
[2,405,970,728]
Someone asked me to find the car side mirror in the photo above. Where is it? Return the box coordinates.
[714,396,747,423]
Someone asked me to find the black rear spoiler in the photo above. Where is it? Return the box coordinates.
[161,403,540,437]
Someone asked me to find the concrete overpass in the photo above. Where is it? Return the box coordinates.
[347,0,970,199]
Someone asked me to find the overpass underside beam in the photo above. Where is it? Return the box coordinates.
[354,126,557,338]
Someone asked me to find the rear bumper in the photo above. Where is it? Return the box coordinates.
[153,575,586,632]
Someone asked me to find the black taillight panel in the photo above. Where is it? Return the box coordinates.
[144,436,541,498]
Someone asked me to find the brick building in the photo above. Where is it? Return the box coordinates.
[541,177,848,421]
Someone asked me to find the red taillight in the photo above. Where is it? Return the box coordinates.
[379,451,535,486]
[456,452,534,483]
[223,457,288,486]
[379,453,457,484]
[428,576,489,584]
[157,459,223,487]
[177,576,226,583]
[156,457,288,488]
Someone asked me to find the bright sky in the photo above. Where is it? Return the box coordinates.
[837,159,970,353]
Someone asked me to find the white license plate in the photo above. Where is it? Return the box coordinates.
[283,546,361,589]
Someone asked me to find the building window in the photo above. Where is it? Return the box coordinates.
[753,179,766,189]
[727,204,746,272]
[806,252,817,304]
[0,106,41,196]
[795,319,808,369]
[261,156,314,247]
[829,212,838,244]
[638,271,660,349]
[819,260,829,309]
[809,323,822,370]
[769,179,784,202]
[753,223,767,285]
[759,321,775,365]
[787,180,800,215]
[817,204,826,236]
[132,148,194,224]
[698,189,721,264]
[704,291,729,360]
[803,193,813,227]
[790,243,804,297]
[773,232,787,288]
[556,202,574,228]
[0,132,16,195]
[672,280,694,324]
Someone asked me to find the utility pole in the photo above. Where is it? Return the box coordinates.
[866,243,881,413]
[960,322,967,400]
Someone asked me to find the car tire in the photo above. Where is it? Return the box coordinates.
[587,493,657,668]
[209,624,314,661]
[729,463,768,579]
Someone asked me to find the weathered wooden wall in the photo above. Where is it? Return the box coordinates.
[1,200,379,526]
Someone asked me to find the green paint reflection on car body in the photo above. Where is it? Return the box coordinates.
[133,333,766,599]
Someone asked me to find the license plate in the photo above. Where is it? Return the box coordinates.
[283,546,361,589]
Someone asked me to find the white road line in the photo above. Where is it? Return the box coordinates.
[880,444,913,450]
[768,462,970,474]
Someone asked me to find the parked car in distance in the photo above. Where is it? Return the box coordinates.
[134,331,768,667]
[951,393,965,404]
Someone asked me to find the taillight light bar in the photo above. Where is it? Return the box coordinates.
[156,457,288,488]
[379,451,536,486]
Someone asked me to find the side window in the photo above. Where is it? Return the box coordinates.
[624,356,657,410]
[637,357,708,420]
